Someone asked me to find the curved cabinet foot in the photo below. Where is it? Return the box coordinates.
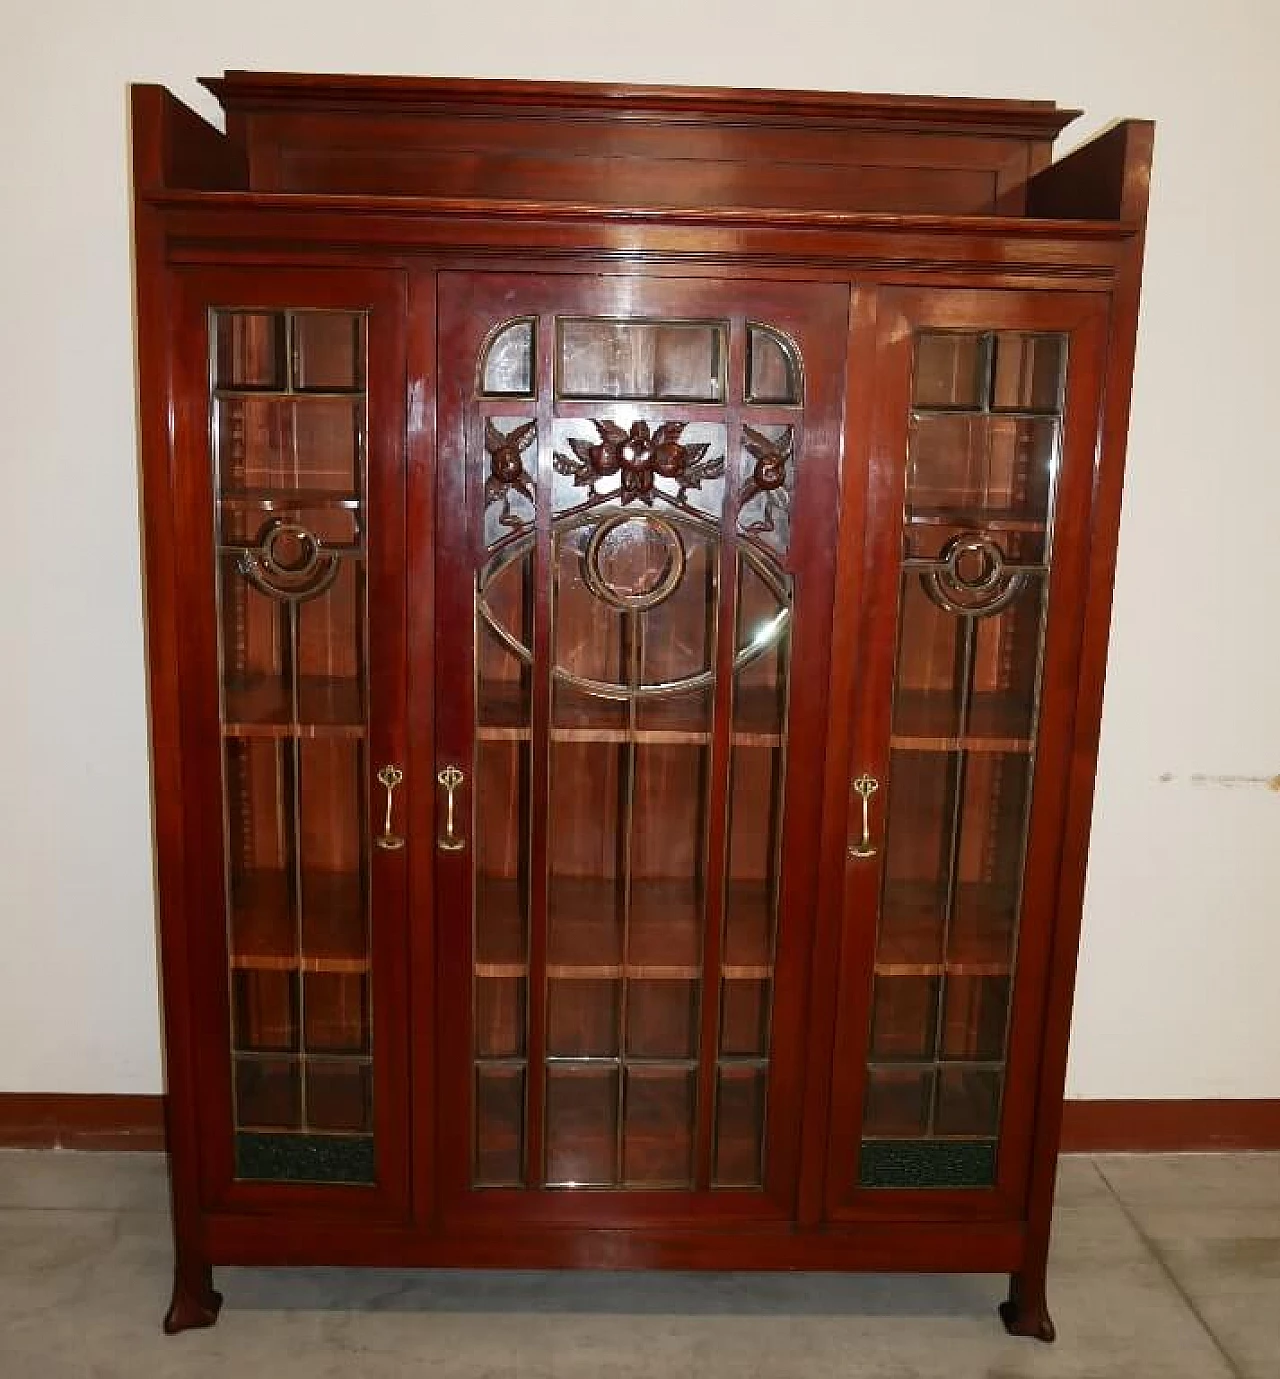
[999,1274,1055,1343]
[164,1266,223,1335]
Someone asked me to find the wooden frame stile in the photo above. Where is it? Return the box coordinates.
[129,75,1152,1339]
[405,268,440,1235]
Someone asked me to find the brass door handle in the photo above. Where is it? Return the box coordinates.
[375,765,405,851]
[437,765,466,852]
[848,773,880,859]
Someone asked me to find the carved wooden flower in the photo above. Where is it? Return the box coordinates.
[555,419,723,505]
[484,419,537,533]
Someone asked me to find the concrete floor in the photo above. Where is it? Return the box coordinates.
[0,1152,1276,1378]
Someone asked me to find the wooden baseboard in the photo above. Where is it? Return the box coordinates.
[1,1094,1277,1155]
[1059,1099,1280,1153]
[0,1094,166,1151]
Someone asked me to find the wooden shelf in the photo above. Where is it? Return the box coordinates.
[476,681,783,747]
[875,879,1017,977]
[229,870,368,973]
[474,876,773,979]
[220,487,361,510]
[906,506,1047,533]
[891,689,1034,753]
[223,676,365,737]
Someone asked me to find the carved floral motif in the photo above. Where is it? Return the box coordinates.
[554,419,724,506]
[484,418,537,534]
[737,424,794,545]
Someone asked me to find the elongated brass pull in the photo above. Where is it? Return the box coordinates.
[848,773,880,859]
[375,765,405,851]
[437,765,466,852]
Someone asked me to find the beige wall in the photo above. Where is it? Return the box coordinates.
[2,1,1277,1097]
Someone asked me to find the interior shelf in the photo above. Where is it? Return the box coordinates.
[223,676,365,737]
[229,870,368,973]
[875,879,1017,976]
[890,689,1035,753]
[474,877,773,979]
[906,507,1047,534]
[220,488,362,510]
[476,681,783,746]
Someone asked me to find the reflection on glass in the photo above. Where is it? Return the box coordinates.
[746,325,802,404]
[212,308,374,1186]
[474,535,533,1183]
[859,330,1067,1190]
[557,319,726,401]
[481,319,535,397]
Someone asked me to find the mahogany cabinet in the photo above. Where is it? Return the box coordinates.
[131,72,1152,1340]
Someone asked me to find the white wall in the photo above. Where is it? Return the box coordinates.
[2,1,1277,1098]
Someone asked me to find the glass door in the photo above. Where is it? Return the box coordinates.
[824,287,1108,1218]
[434,273,847,1224]
[171,269,410,1216]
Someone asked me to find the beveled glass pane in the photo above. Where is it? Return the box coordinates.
[630,530,716,690]
[545,1066,619,1186]
[297,739,363,875]
[307,1061,372,1134]
[627,980,698,1059]
[304,973,368,1054]
[224,739,292,965]
[215,311,286,391]
[232,971,299,1054]
[475,1065,525,1186]
[557,319,726,401]
[712,1065,766,1187]
[908,414,1058,526]
[746,325,802,403]
[623,1067,695,1186]
[292,312,364,392]
[719,979,771,1058]
[553,521,628,689]
[481,319,535,397]
[869,977,939,1061]
[862,1067,933,1139]
[934,1068,1002,1137]
[877,750,954,970]
[890,574,1046,751]
[941,977,1011,1061]
[912,332,989,409]
[216,396,361,494]
[547,740,624,971]
[475,976,526,1059]
[235,1056,301,1130]
[991,333,1066,414]
[547,979,619,1057]
[630,744,707,974]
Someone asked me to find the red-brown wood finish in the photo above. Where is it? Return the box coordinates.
[821,289,1110,1227]
[432,272,847,1233]
[131,72,1152,1340]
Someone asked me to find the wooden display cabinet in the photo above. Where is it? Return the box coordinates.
[131,72,1152,1340]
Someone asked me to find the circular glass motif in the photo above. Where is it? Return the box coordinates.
[261,520,321,578]
[945,534,1004,592]
[582,513,686,611]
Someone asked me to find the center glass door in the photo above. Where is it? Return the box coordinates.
[434,272,847,1226]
